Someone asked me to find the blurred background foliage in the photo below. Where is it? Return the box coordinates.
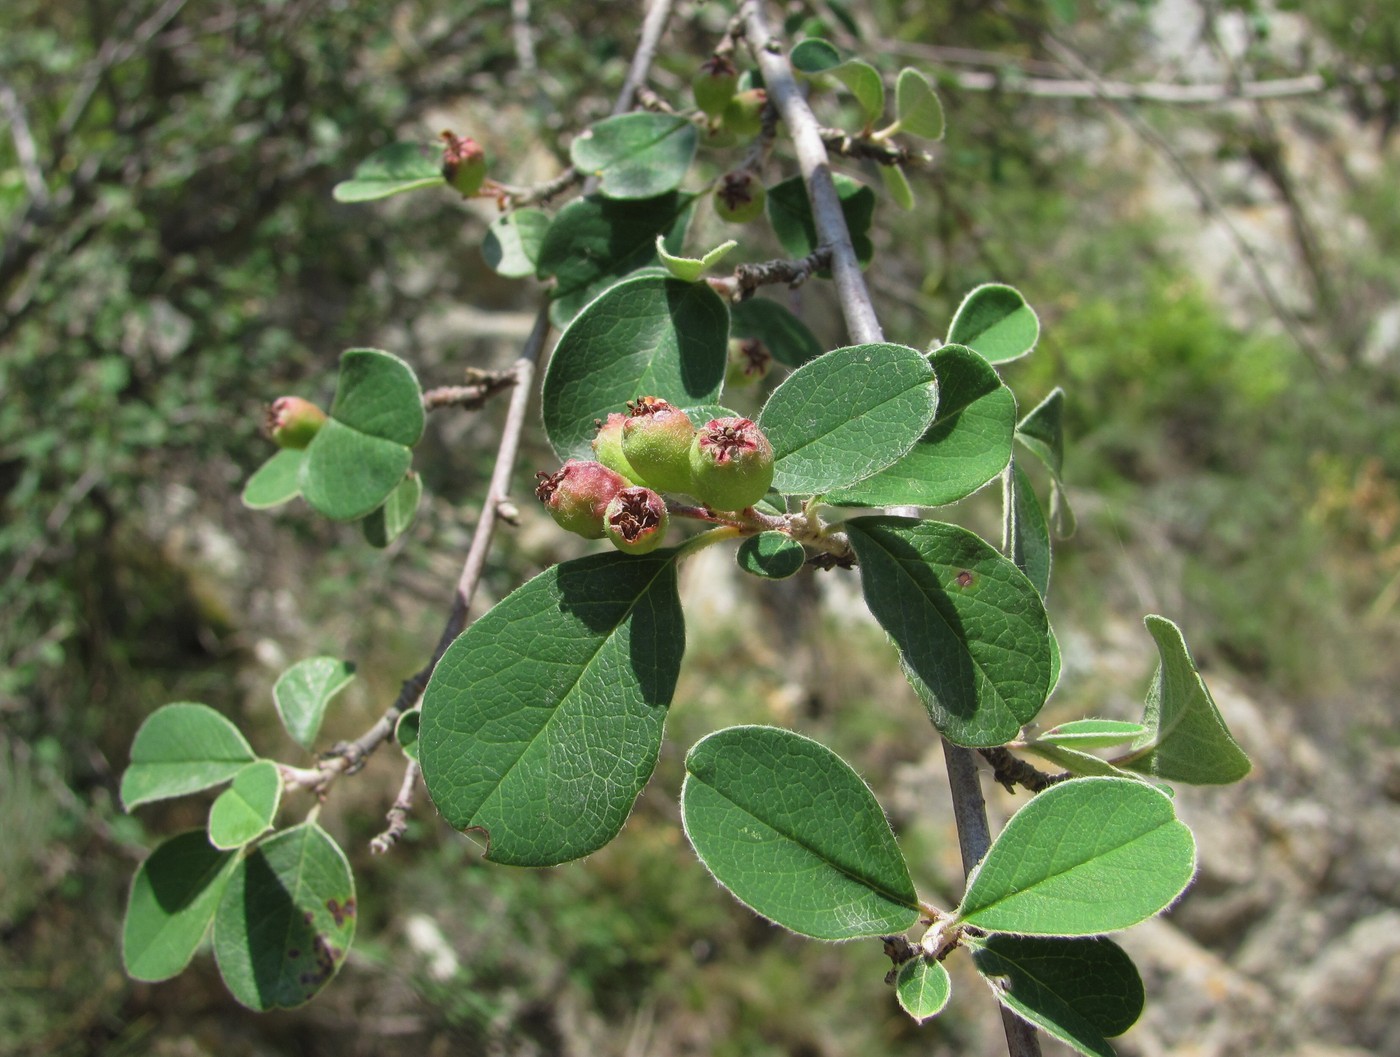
[4,0,1400,1054]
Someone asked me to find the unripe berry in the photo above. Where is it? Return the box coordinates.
[534,459,628,539]
[722,88,768,141]
[692,54,739,119]
[620,396,697,495]
[591,413,642,483]
[440,131,487,197]
[689,417,775,512]
[725,337,773,388]
[604,486,670,554]
[714,170,766,225]
[266,396,327,450]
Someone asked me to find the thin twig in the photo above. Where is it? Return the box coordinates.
[496,166,583,209]
[371,759,421,854]
[978,747,1066,793]
[819,129,935,168]
[421,369,516,412]
[706,246,832,301]
[0,82,49,206]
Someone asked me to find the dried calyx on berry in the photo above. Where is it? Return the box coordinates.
[535,459,627,539]
[440,131,487,197]
[714,170,766,225]
[620,396,696,495]
[692,54,739,119]
[689,417,774,512]
[266,397,327,450]
[604,486,670,554]
[725,337,773,388]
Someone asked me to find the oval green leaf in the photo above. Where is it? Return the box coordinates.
[1016,388,1076,537]
[570,113,698,200]
[767,174,875,267]
[827,344,1015,507]
[656,235,736,282]
[537,191,695,326]
[790,38,842,73]
[121,703,257,810]
[331,142,444,203]
[207,760,282,850]
[729,296,823,368]
[242,449,304,509]
[419,550,685,866]
[845,518,1052,746]
[542,274,728,458]
[482,208,551,278]
[395,709,420,762]
[896,68,945,140]
[273,656,356,750]
[956,777,1197,935]
[971,935,1144,1057]
[758,343,938,495]
[736,532,806,579]
[897,957,952,1022]
[681,725,920,940]
[947,283,1040,364]
[213,823,356,1010]
[1005,459,1051,599]
[1038,719,1146,750]
[833,61,885,128]
[123,831,239,981]
[880,163,916,211]
[362,470,422,548]
[1119,616,1252,785]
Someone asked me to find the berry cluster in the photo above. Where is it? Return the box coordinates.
[536,397,776,554]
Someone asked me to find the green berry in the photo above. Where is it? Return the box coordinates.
[266,396,327,450]
[591,413,642,483]
[604,486,670,554]
[689,417,775,512]
[534,459,627,539]
[722,88,768,141]
[692,55,739,119]
[440,131,487,197]
[620,396,697,495]
[725,337,773,388]
[714,170,766,224]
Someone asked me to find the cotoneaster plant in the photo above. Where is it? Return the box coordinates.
[118,6,1251,1057]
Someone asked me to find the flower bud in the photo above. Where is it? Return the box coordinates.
[604,486,670,554]
[440,131,487,197]
[722,88,768,141]
[534,459,628,539]
[725,337,773,388]
[591,413,642,483]
[620,396,697,495]
[265,396,327,450]
[689,417,775,512]
[714,170,766,225]
[692,54,739,119]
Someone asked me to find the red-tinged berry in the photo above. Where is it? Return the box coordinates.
[690,417,775,512]
[440,131,487,197]
[620,396,697,495]
[714,170,766,224]
[692,54,739,119]
[722,88,768,141]
[591,413,642,483]
[266,396,327,450]
[725,337,773,388]
[534,459,628,539]
[604,486,670,554]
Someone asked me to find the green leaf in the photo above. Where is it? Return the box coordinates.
[758,343,938,495]
[880,163,916,211]
[123,831,239,982]
[956,777,1196,934]
[332,143,444,203]
[300,349,424,522]
[242,449,303,509]
[681,725,920,940]
[971,935,1144,1057]
[1021,741,1133,780]
[537,191,695,326]
[827,344,1015,507]
[736,532,806,579]
[569,113,698,199]
[656,235,737,282]
[213,823,356,1010]
[767,174,875,268]
[729,297,823,368]
[273,656,356,750]
[1016,388,1076,537]
[361,470,422,548]
[1038,719,1146,750]
[207,760,282,850]
[482,208,551,278]
[895,68,945,140]
[542,274,728,458]
[845,518,1052,747]
[832,61,885,128]
[790,38,843,73]
[947,284,1040,364]
[1120,617,1252,785]
[121,703,257,810]
[419,550,685,866]
[896,957,952,1022]
[1005,459,1051,599]
[395,710,420,763]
